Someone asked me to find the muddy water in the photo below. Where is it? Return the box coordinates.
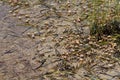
[0,2,40,80]
[0,2,67,80]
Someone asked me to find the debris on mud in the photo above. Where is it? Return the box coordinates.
[0,0,120,80]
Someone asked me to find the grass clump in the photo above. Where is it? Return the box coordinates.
[89,0,120,40]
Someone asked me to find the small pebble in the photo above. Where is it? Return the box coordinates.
[9,10,12,13]
[108,64,114,67]
[75,40,80,44]
[25,3,29,6]
[9,0,12,3]
[31,34,35,39]
[25,19,30,23]
[13,13,16,16]
[108,35,111,38]
[80,54,84,58]
[25,15,29,18]
[14,10,18,13]
[18,16,22,20]
[79,58,84,62]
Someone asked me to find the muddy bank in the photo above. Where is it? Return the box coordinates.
[0,1,120,80]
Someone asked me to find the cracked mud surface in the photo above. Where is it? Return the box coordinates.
[0,1,120,80]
